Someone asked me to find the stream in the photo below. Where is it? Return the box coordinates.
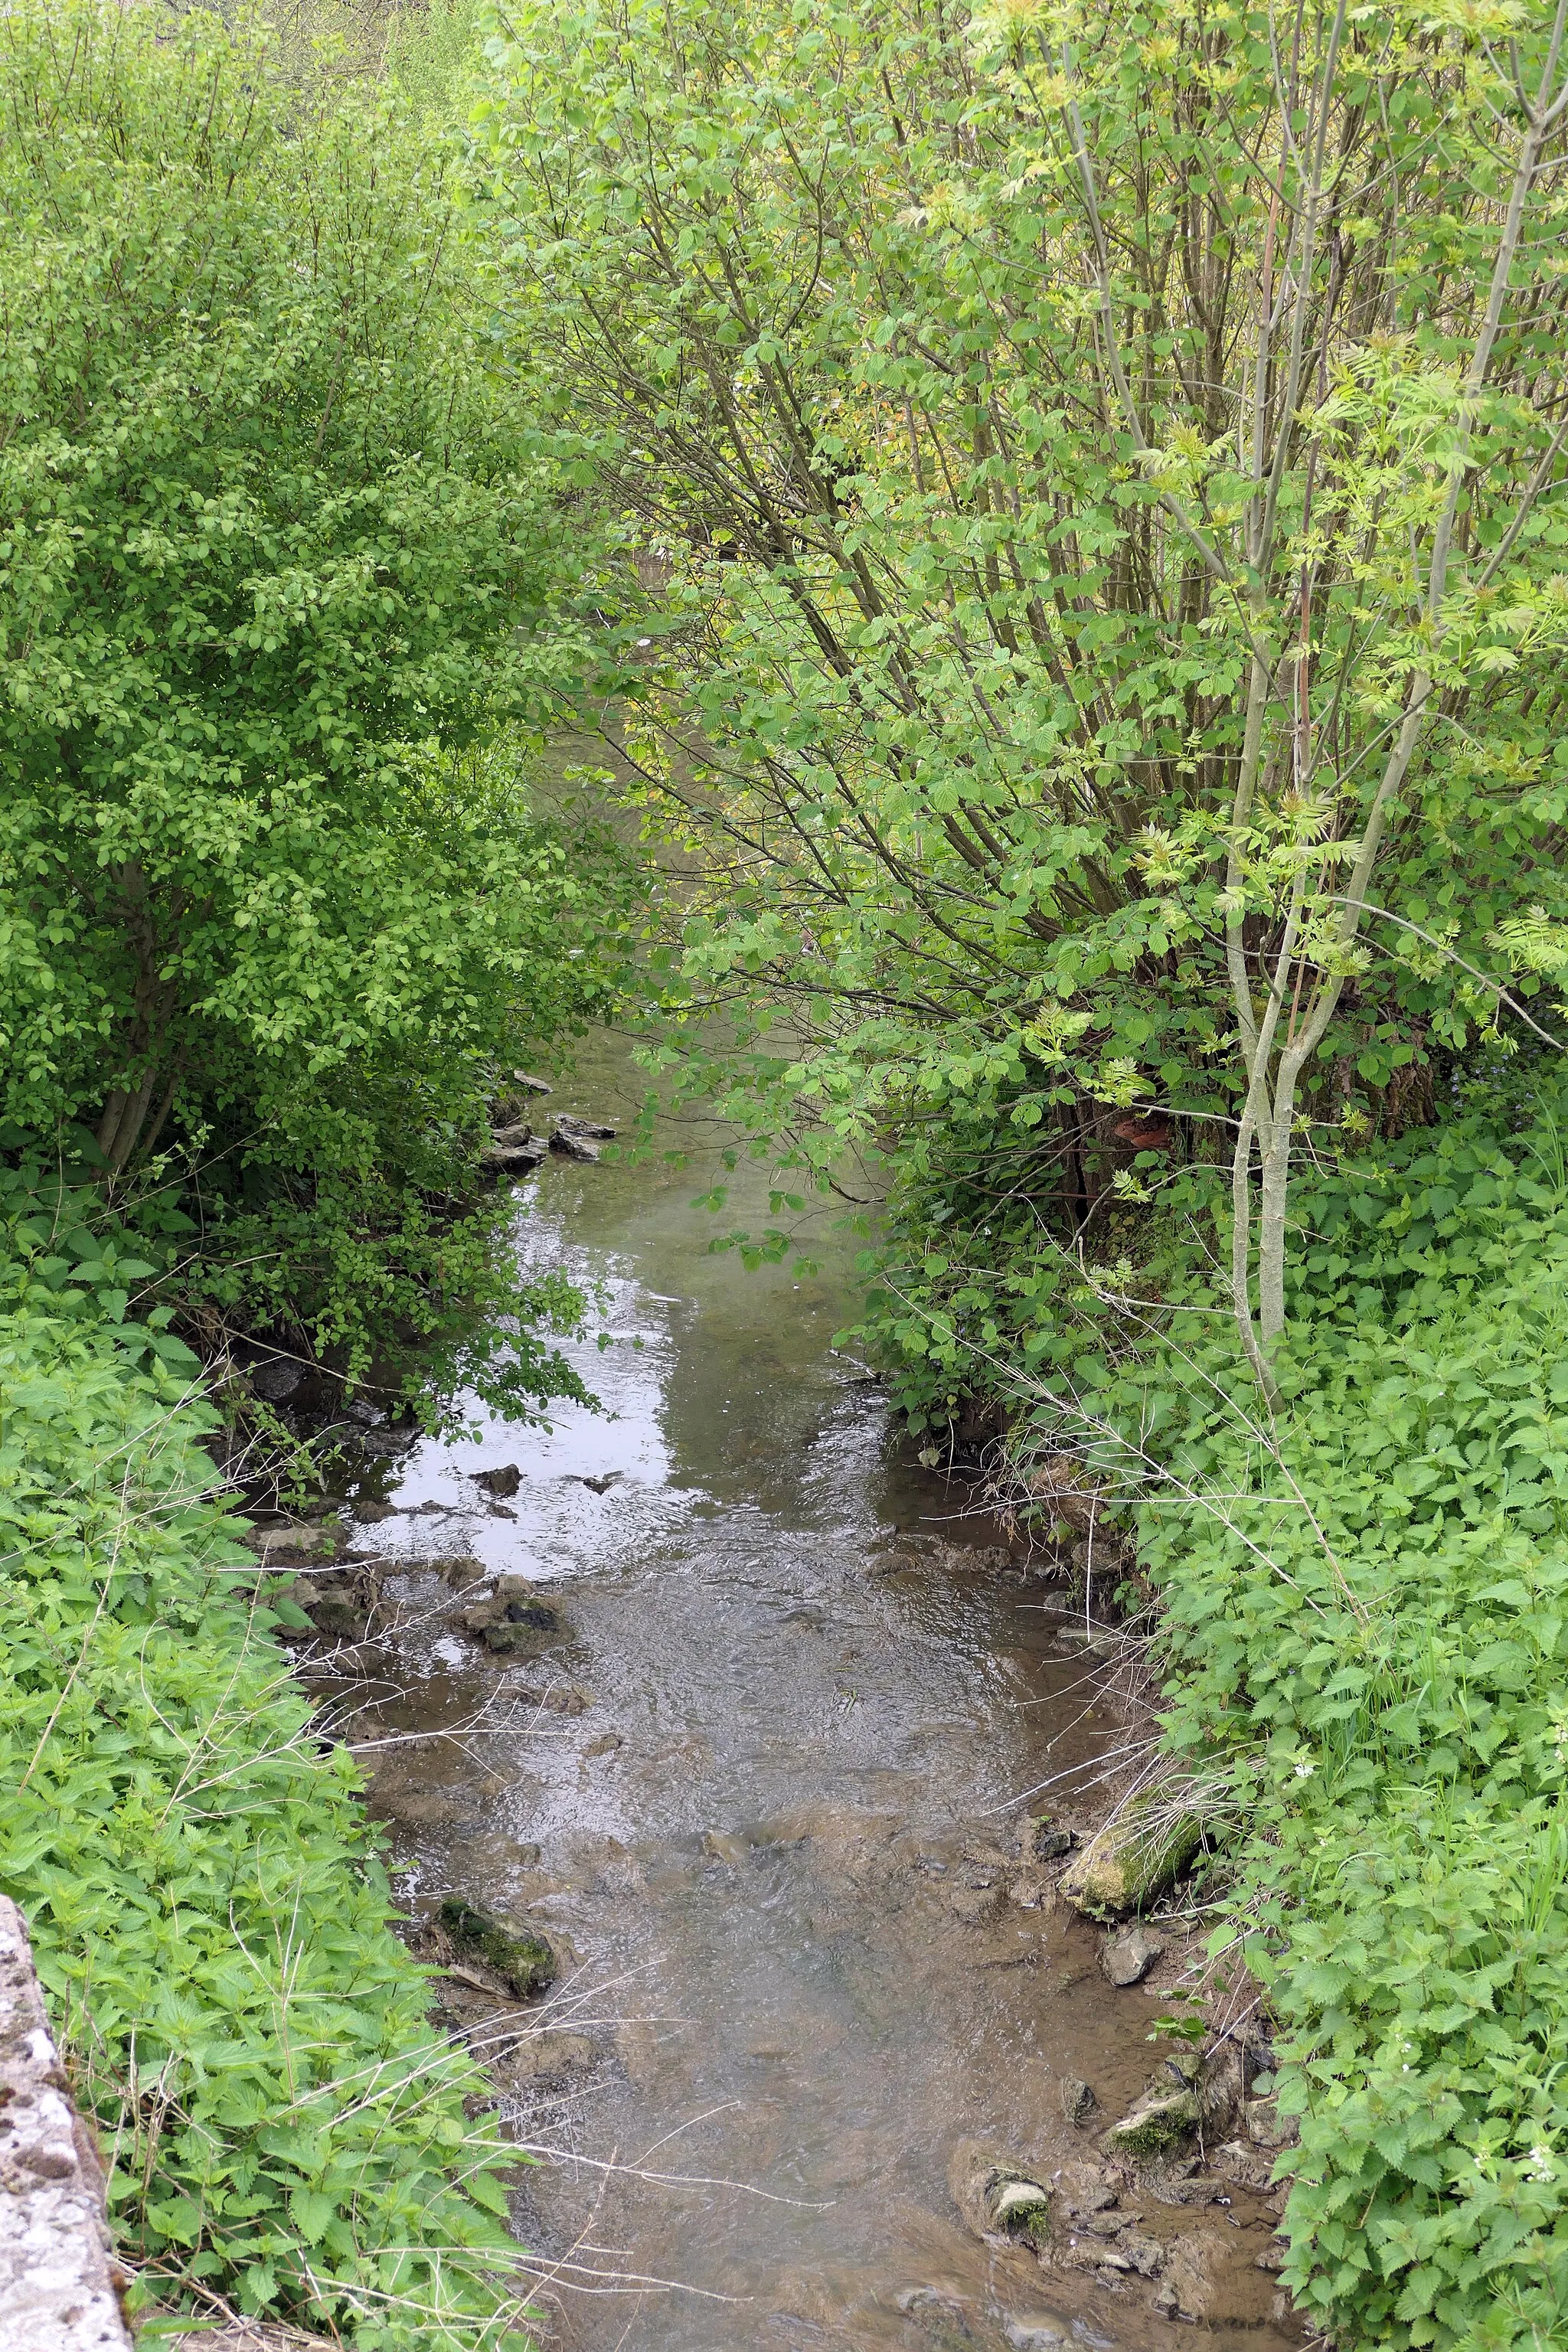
[324,1039,1303,2352]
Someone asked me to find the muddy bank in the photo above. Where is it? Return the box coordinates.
[285,1037,1303,2350]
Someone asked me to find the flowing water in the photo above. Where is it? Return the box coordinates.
[328,1039,1302,2352]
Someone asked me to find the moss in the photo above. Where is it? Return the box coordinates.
[988,2177,1051,2236]
[439,1899,557,1998]
[1060,1799,1203,1916]
[1102,2090,1200,2159]
[458,1583,565,1655]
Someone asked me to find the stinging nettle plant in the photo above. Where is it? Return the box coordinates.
[481,0,1568,1398]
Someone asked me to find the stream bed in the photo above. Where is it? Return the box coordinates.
[318,1041,1304,2352]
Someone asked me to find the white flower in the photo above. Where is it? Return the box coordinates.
[1294,1756,1317,1779]
[1524,2145,1556,2184]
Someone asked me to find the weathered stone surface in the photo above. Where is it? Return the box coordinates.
[0,1896,132,2352]
[1197,2034,1247,2132]
[437,1900,556,1999]
[1020,1815,1074,1863]
[1004,2315,1068,2350]
[1023,1452,1103,1534]
[895,2285,985,2347]
[1246,2096,1299,2151]
[1144,2164,1220,2207]
[247,1519,341,1563]
[470,1463,522,1498]
[1102,2088,1200,2160]
[1152,2233,1217,2322]
[1059,2076,1096,2123]
[550,1115,614,1161]
[297,1565,381,1642]
[946,2140,1051,2246]
[495,2031,596,2089]
[458,1580,565,1655]
[1054,2160,1119,2220]
[1213,2138,1276,2193]
[1059,1798,1203,1916]
[535,1683,592,1716]
[482,1125,548,1174]
[438,1555,487,1589]
[1099,1923,1165,1986]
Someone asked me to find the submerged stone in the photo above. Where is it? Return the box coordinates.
[1100,1923,1165,1986]
[437,1899,556,1998]
[1059,2076,1096,2123]
[1004,2318,1068,2350]
[949,1882,1004,1926]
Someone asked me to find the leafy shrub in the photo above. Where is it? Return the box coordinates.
[1047,1094,1568,2349]
[0,0,637,1409]
[0,1287,534,2346]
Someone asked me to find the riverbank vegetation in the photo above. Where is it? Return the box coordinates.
[0,1189,531,2344]
[0,0,636,1447]
[8,0,1568,2344]
[0,2,631,2338]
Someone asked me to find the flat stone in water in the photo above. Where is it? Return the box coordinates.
[1101,1922,1165,1985]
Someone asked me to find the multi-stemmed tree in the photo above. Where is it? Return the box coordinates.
[482,0,1568,1394]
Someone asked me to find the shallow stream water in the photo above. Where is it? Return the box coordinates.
[327,1040,1301,2352]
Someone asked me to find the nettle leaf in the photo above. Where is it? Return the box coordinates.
[286,2188,336,2246]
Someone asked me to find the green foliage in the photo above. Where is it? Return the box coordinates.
[479,0,1568,1306]
[1008,1077,1568,2348]
[0,0,636,1406]
[0,1292,534,2345]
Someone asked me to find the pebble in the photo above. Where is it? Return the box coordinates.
[1100,1922,1165,1986]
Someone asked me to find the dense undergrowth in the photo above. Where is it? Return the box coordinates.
[892,1066,1568,2348]
[0,1186,532,2345]
[1149,1243,1568,2346]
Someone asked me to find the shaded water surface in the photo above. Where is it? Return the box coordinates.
[332,1041,1299,2352]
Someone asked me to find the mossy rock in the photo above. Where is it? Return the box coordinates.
[299,1566,381,1642]
[438,1899,556,1998]
[947,2138,1051,2247]
[1060,1798,1203,1916]
[993,2184,1053,2251]
[1102,2089,1200,2160]
[458,1582,565,1655]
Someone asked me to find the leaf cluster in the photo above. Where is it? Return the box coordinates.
[0,1285,534,2345]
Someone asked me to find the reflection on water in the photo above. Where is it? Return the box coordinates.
[336,1037,1299,2352]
